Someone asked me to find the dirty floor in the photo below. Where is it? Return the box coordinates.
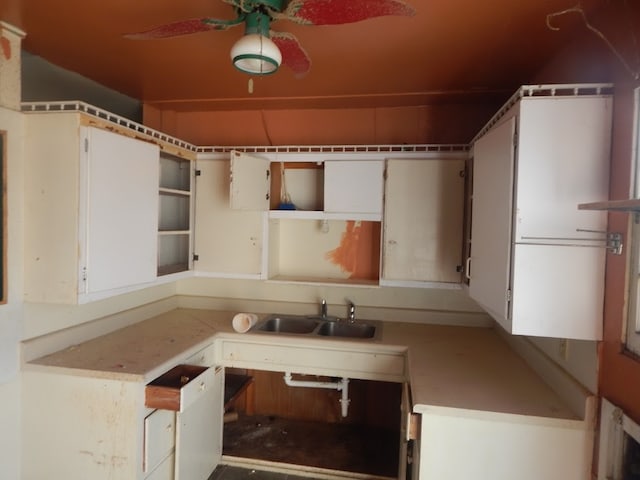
[222,414,399,478]
[208,464,328,480]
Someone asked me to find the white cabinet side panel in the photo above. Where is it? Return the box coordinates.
[383,158,464,283]
[22,372,143,480]
[515,97,611,241]
[511,244,604,340]
[324,160,384,214]
[85,127,159,293]
[469,117,516,325]
[194,159,264,275]
[24,114,82,303]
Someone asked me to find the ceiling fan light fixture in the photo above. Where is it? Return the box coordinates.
[231,33,282,75]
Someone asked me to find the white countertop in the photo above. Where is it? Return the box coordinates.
[27,308,582,423]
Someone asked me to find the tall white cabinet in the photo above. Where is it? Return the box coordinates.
[24,113,160,304]
[467,86,613,340]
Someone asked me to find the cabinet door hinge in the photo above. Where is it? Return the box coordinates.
[512,125,518,150]
[506,289,512,302]
[84,138,89,153]
[81,266,87,282]
[193,253,199,262]
[195,169,201,177]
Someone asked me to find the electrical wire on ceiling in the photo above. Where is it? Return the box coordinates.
[546,2,640,80]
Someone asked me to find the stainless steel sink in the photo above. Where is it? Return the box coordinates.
[251,314,378,339]
[256,315,319,334]
[316,321,377,339]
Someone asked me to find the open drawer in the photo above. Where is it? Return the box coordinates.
[145,364,218,412]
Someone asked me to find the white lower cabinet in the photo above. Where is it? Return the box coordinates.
[144,409,176,476]
[415,410,592,480]
[146,364,225,480]
[23,360,223,480]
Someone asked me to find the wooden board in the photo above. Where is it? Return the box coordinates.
[145,364,208,411]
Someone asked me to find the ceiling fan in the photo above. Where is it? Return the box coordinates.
[125,0,416,77]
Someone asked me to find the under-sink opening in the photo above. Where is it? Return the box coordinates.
[223,368,402,478]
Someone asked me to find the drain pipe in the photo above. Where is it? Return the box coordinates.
[283,372,350,417]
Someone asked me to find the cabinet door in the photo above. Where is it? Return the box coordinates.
[468,117,516,321]
[382,158,464,284]
[324,160,384,214]
[511,244,604,340]
[229,150,271,211]
[194,159,265,277]
[81,127,159,294]
[514,97,611,242]
[175,366,224,480]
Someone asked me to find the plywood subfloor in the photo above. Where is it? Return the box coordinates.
[223,414,400,477]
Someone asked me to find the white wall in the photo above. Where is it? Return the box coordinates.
[176,277,491,326]
[0,106,25,480]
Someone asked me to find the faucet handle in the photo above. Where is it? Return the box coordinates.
[346,300,355,323]
[320,299,328,319]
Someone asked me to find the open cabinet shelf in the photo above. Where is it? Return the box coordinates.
[158,152,194,276]
[267,218,382,286]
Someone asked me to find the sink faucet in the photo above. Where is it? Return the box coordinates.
[320,299,328,319]
[347,300,356,323]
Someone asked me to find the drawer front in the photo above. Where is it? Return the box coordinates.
[184,344,215,367]
[144,409,175,473]
[146,453,175,480]
[220,341,405,381]
[146,365,213,412]
[180,366,220,412]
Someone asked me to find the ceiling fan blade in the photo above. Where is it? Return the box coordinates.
[271,31,312,77]
[124,17,240,40]
[280,0,415,25]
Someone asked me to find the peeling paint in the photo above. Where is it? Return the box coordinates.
[325,221,380,280]
[0,36,10,60]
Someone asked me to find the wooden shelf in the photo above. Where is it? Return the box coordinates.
[578,199,640,212]
[269,210,382,221]
[268,275,379,287]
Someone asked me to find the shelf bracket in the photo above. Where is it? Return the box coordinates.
[576,229,623,255]
[607,232,624,255]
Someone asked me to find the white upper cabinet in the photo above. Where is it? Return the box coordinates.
[194,157,266,278]
[513,96,611,242]
[468,118,516,321]
[198,147,468,286]
[468,86,613,340]
[382,158,465,285]
[229,151,385,221]
[24,113,159,304]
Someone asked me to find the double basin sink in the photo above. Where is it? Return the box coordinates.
[251,314,378,340]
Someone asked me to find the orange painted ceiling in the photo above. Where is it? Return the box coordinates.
[0,0,614,111]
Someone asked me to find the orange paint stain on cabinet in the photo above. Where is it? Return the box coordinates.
[325,221,381,281]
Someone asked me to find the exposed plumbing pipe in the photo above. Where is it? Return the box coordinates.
[283,372,350,417]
